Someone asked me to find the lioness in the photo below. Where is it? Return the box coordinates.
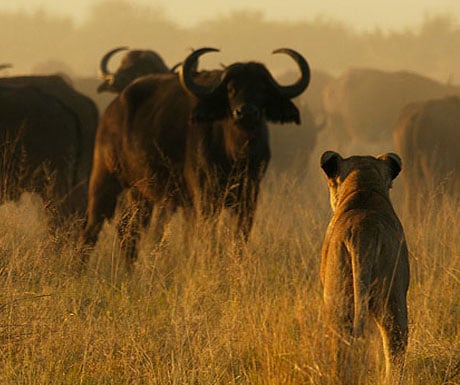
[320,151,410,385]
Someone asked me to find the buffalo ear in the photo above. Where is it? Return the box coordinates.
[265,98,300,124]
[191,96,227,123]
[320,151,342,178]
[377,152,402,180]
[97,80,111,93]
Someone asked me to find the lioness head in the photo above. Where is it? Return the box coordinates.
[320,151,402,212]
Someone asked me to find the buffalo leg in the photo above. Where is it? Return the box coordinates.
[236,207,255,241]
[181,206,200,247]
[234,184,259,241]
[150,204,172,247]
[116,189,152,269]
[78,168,122,267]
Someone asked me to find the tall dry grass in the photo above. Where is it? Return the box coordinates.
[0,163,458,384]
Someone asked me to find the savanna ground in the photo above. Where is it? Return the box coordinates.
[0,153,459,385]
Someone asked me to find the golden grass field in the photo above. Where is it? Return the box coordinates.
[0,157,459,385]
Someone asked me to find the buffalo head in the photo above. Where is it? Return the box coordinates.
[98,46,169,93]
[179,48,310,129]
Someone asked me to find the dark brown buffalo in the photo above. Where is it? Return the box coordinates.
[0,75,99,219]
[83,47,193,115]
[322,67,460,152]
[0,83,81,217]
[393,96,460,218]
[97,46,170,93]
[79,47,310,267]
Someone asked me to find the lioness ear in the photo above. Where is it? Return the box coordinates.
[378,152,402,180]
[320,151,342,178]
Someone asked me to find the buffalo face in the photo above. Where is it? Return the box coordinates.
[223,63,302,129]
[179,48,310,130]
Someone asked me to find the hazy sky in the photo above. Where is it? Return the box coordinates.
[0,0,458,31]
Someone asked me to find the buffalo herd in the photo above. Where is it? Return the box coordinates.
[1,48,459,247]
[1,48,458,243]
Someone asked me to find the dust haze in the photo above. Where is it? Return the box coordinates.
[1,0,459,82]
[1,3,460,383]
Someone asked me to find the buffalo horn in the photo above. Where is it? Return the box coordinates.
[98,46,129,79]
[271,48,310,98]
[179,47,220,98]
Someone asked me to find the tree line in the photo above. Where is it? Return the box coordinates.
[1,0,459,82]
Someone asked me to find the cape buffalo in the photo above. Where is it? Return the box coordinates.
[97,46,170,93]
[320,151,409,385]
[393,96,460,219]
[0,75,99,220]
[0,83,81,218]
[79,47,310,268]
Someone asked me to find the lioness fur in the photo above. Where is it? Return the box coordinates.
[320,151,410,385]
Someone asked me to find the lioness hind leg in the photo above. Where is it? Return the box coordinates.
[375,301,408,385]
[324,305,357,384]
